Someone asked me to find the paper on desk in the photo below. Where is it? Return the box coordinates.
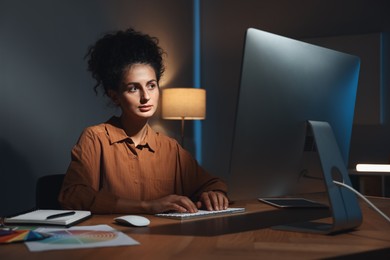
[25,224,139,252]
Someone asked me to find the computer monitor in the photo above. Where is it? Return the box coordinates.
[228,28,362,234]
[229,28,360,200]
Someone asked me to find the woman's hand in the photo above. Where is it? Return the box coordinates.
[145,194,198,214]
[117,192,229,214]
[196,191,229,211]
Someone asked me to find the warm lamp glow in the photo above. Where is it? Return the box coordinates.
[161,88,206,147]
[356,164,390,172]
[162,88,206,120]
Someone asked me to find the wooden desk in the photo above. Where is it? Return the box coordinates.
[1,196,390,259]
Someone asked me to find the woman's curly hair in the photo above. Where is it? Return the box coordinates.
[85,28,165,95]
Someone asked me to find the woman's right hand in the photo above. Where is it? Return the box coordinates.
[145,195,198,214]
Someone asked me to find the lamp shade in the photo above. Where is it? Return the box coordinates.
[162,88,206,120]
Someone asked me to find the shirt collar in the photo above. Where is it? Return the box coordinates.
[105,117,156,152]
[137,125,156,153]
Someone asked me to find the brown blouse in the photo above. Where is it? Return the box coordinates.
[58,117,227,213]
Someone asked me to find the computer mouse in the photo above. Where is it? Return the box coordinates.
[114,215,150,227]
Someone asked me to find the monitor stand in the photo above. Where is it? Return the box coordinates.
[273,120,362,234]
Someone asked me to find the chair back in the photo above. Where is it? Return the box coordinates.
[36,174,65,209]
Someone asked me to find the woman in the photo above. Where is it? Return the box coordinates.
[58,28,229,214]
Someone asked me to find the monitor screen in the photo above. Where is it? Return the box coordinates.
[228,28,360,200]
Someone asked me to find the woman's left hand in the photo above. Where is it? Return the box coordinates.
[196,191,229,211]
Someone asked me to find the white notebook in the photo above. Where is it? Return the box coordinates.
[5,209,91,227]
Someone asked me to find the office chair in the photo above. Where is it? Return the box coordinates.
[35,174,65,209]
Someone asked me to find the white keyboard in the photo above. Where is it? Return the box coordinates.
[155,207,245,220]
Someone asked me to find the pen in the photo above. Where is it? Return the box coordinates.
[46,211,76,220]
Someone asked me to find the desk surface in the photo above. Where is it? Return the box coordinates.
[1,195,390,260]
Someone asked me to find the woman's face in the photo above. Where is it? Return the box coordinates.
[109,64,159,121]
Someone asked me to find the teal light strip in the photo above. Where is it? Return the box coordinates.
[193,0,202,164]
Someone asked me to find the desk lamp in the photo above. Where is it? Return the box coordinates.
[162,88,206,147]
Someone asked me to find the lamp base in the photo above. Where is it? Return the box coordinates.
[181,117,185,148]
